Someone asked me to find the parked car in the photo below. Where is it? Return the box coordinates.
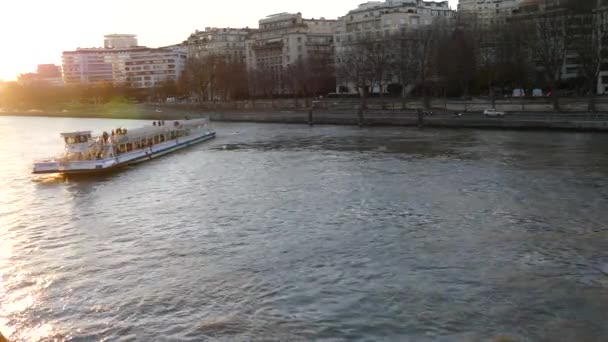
[483,108,506,117]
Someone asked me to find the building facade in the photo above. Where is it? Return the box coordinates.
[333,0,454,93]
[18,64,64,87]
[62,47,146,85]
[508,0,608,95]
[457,0,523,26]
[186,27,253,62]
[125,46,187,89]
[334,0,453,42]
[104,34,138,49]
[245,13,336,94]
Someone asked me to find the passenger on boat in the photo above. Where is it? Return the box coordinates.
[153,121,157,126]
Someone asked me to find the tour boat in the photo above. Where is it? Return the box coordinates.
[33,118,215,174]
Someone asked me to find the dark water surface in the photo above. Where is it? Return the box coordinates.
[1,116,607,341]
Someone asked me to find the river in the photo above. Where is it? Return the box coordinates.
[1,116,607,341]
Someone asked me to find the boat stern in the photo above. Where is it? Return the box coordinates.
[32,160,61,174]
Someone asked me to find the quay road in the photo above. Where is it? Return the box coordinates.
[209,109,608,131]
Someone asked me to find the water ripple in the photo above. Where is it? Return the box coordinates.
[1,119,608,340]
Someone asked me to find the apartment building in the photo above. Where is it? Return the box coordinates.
[186,27,254,62]
[245,12,336,94]
[334,0,454,93]
[62,47,145,85]
[458,0,523,26]
[125,46,187,89]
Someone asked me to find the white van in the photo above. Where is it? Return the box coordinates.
[512,88,525,97]
[532,89,543,97]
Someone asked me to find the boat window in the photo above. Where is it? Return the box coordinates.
[160,135,165,142]
[126,143,133,152]
[154,136,159,144]
[119,144,126,153]
[65,137,77,144]
[79,135,88,143]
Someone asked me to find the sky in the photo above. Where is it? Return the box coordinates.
[0,0,458,81]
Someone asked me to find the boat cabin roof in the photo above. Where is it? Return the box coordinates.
[61,131,92,138]
[114,126,180,144]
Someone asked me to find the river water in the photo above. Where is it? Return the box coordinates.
[0,116,607,341]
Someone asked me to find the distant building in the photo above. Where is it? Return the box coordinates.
[125,46,187,89]
[62,47,146,85]
[62,34,149,86]
[186,27,254,62]
[245,12,336,94]
[18,64,64,86]
[104,34,138,49]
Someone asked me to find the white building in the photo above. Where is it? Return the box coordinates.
[334,0,453,42]
[125,46,187,89]
[186,27,253,62]
[245,12,336,94]
[104,34,138,49]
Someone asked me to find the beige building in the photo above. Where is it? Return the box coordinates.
[245,12,336,94]
[186,27,254,62]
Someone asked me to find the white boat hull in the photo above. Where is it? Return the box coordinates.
[33,130,215,174]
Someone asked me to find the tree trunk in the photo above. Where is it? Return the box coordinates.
[489,79,496,108]
[588,79,597,113]
[401,82,408,111]
[423,86,431,109]
[551,86,560,112]
[358,86,367,127]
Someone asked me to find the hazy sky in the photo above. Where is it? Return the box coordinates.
[0,0,458,81]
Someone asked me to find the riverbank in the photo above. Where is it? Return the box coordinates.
[209,111,608,131]
[3,104,608,131]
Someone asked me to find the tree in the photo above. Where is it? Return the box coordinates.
[534,0,568,110]
[285,52,336,101]
[436,24,477,98]
[407,20,447,108]
[336,38,389,126]
[567,0,606,111]
[390,32,421,103]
